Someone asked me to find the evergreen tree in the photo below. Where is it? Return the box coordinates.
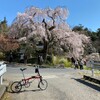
[0,17,8,34]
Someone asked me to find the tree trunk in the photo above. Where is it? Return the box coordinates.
[42,38,48,62]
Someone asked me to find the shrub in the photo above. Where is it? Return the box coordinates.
[27,57,37,64]
[46,55,52,63]
[52,55,59,65]
[52,55,72,67]
[0,52,5,60]
[59,58,72,67]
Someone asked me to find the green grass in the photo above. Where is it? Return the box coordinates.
[83,65,92,70]
[83,65,100,76]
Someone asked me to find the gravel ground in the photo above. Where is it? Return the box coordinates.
[1,68,100,100]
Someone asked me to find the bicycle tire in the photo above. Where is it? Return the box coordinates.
[11,81,22,93]
[38,79,48,90]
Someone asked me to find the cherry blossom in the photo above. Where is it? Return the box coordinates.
[9,6,90,59]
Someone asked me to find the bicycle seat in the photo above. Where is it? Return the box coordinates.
[20,68,27,71]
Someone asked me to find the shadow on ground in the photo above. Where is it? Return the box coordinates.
[7,88,42,94]
[72,78,100,92]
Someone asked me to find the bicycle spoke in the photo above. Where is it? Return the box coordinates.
[38,79,48,90]
[11,81,22,93]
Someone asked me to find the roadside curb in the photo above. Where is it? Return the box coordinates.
[0,85,7,99]
[83,75,100,85]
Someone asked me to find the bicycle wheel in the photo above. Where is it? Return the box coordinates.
[38,79,48,90]
[11,81,22,93]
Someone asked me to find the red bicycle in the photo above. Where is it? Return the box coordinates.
[10,67,48,93]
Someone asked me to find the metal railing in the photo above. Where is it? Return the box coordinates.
[86,60,100,76]
[0,61,6,84]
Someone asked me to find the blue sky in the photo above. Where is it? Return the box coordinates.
[0,0,100,32]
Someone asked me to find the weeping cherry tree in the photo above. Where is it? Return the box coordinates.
[9,6,90,60]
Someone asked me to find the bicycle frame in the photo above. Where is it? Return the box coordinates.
[20,68,42,87]
[11,67,48,92]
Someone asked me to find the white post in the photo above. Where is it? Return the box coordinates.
[0,61,7,85]
[92,69,94,77]
[91,60,94,77]
[0,75,3,85]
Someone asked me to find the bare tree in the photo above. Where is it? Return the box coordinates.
[0,34,19,53]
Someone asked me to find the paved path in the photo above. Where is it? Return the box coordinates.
[1,67,100,100]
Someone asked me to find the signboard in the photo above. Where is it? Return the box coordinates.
[0,61,6,84]
[86,60,93,68]
[36,45,44,49]
[86,60,100,77]
[93,61,100,69]
[86,60,100,69]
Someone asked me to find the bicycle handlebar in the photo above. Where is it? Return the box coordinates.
[20,66,40,75]
[20,68,27,71]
